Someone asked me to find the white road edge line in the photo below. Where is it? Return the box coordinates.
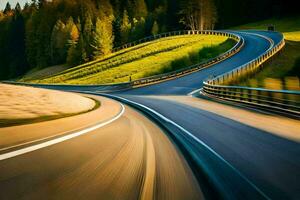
[0,103,125,161]
[188,88,202,96]
[188,31,275,97]
[101,93,269,199]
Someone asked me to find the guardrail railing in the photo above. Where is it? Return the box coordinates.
[131,30,244,87]
[6,30,244,91]
[203,32,300,116]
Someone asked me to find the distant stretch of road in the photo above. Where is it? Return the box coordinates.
[112,31,300,199]
[1,31,299,200]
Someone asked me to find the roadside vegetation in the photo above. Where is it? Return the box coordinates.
[1,0,297,81]
[23,35,234,84]
[232,17,300,90]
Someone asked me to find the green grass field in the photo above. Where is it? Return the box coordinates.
[232,16,300,90]
[23,35,233,85]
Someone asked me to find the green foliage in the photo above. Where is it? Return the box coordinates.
[179,0,217,30]
[163,39,235,74]
[27,35,233,84]
[130,17,146,41]
[151,20,159,35]
[50,20,67,64]
[0,0,298,80]
[120,10,131,43]
[92,17,114,58]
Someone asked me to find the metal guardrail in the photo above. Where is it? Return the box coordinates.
[203,32,300,116]
[131,31,244,87]
[5,30,244,92]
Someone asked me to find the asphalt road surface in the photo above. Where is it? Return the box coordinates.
[0,97,203,200]
[113,31,300,199]
[1,31,299,200]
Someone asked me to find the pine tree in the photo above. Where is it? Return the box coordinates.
[120,10,131,43]
[112,17,122,47]
[50,20,67,64]
[4,2,12,15]
[203,0,217,29]
[15,3,22,13]
[91,17,114,58]
[131,17,145,41]
[25,13,40,68]
[66,18,81,66]
[83,13,93,60]
[135,0,148,18]
[8,6,28,77]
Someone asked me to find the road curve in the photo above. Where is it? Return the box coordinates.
[0,98,203,199]
[117,31,274,95]
[104,31,299,199]
[2,30,299,199]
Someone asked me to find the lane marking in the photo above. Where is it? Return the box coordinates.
[188,88,202,97]
[97,93,269,199]
[0,104,125,161]
[187,31,275,97]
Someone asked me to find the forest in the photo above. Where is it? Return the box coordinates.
[0,0,298,80]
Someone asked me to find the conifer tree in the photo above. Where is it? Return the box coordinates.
[50,20,66,64]
[91,17,114,58]
[83,13,93,59]
[4,2,12,15]
[120,10,131,43]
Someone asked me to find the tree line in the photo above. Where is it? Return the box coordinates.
[0,0,297,80]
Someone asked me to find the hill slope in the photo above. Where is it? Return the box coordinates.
[22,34,234,85]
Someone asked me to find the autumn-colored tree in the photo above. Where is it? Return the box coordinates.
[91,16,114,58]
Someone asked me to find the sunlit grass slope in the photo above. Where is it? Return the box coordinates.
[231,16,300,41]
[26,35,232,85]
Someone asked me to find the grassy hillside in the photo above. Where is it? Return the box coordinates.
[22,35,234,85]
[232,16,300,41]
[232,17,300,90]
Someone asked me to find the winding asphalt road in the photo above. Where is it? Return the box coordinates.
[1,31,299,199]
[0,96,203,200]
[112,31,300,199]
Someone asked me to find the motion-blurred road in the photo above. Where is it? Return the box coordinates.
[0,96,203,200]
[1,31,299,199]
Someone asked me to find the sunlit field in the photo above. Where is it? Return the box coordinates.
[0,84,96,127]
[23,35,233,84]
